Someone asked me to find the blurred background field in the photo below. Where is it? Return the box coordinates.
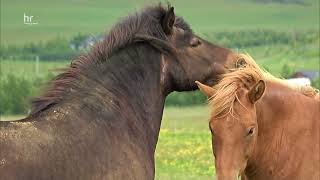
[0,0,319,179]
[1,0,319,44]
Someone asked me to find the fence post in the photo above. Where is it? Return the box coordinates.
[35,55,39,76]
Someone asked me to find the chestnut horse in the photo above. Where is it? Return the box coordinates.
[196,54,319,180]
[0,5,238,180]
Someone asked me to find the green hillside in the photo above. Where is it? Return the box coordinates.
[1,0,319,45]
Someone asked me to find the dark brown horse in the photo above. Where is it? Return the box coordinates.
[196,54,319,180]
[0,5,238,180]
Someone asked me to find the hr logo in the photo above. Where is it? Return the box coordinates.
[24,13,38,25]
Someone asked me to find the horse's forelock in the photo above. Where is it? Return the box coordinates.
[208,53,320,119]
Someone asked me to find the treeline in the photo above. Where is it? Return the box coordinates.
[0,34,91,61]
[1,29,318,60]
[0,29,319,115]
[1,66,318,115]
[0,73,206,114]
[0,74,49,114]
[0,38,79,60]
[206,29,318,49]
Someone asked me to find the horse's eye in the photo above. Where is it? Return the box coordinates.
[209,124,214,134]
[246,127,255,137]
[190,37,201,47]
[236,58,246,68]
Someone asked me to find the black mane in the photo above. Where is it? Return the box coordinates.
[29,4,191,116]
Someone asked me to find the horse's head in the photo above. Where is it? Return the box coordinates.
[158,6,238,92]
[196,67,266,180]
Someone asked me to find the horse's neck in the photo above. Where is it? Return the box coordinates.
[110,46,167,143]
[247,81,319,179]
[61,44,167,150]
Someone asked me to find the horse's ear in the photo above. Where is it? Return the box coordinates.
[195,81,215,98]
[248,80,265,104]
[162,6,175,35]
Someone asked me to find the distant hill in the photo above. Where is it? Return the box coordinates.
[254,0,311,5]
[1,0,319,45]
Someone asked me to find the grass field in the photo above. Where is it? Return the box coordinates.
[0,59,69,79]
[1,0,319,45]
[156,106,213,179]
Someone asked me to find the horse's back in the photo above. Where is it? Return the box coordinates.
[294,97,319,179]
[291,97,319,180]
[0,113,154,180]
[310,100,320,180]
[0,119,55,179]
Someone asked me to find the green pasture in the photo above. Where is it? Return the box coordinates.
[156,112,214,178]
[0,59,69,79]
[0,60,68,72]
[1,0,319,45]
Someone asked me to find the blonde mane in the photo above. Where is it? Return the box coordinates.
[209,53,319,118]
